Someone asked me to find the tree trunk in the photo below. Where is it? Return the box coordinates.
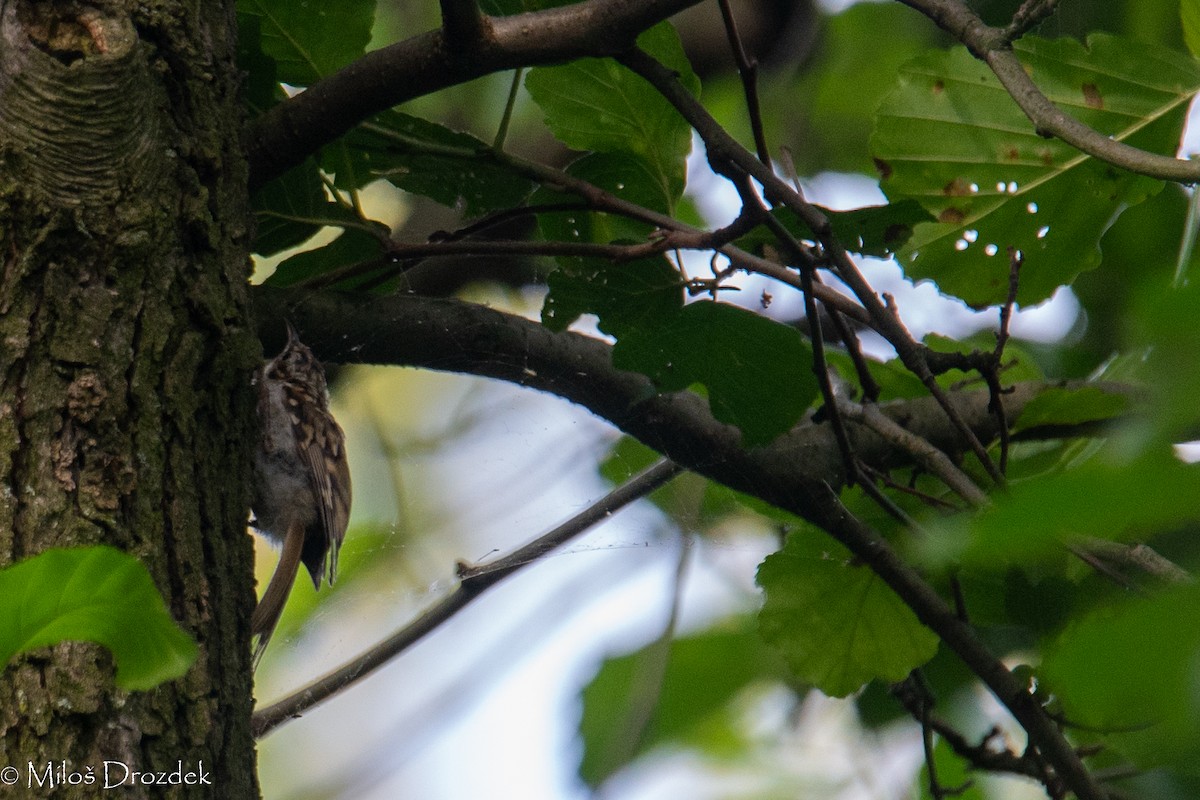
[0,1,258,795]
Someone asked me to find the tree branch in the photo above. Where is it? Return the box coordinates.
[253,287,1123,494]
[253,287,1130,798]
[896,0,1200,184]
[245,0,705,189]
[836,397,988,507]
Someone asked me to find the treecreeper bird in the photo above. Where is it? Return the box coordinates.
[250,322,352,667]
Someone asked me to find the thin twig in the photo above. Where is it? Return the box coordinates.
[949,572,969,623]
[893,674,1052,785]
[994,248,1021,366]
[989,249,1022,474]
[837,398,988,506]
[907,672,974,799]
[617,46,1007,487]
[493,67,525,150]
[759,217,920,526]
[252,458,683,737]
[596,535,692,771]
[854,465,920,527]
[716,0,771,166]
[819,283,881,400]
[814,489,1105,800]
[1002,0,1060,42]
[349,118,875,324]
[858,463,961,510]
[1068,537,1193,586]
[750,194,858,486]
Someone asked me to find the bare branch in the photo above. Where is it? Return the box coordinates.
[716,0,770,166]
[837,398,988,507]
[246,0,705,189]
[276,121,874,325]
[893,675,1052,785]
[818,492,1104,800]
[1069,537,1193,586]
[253,458,684,737]
[1003,0,1060,42]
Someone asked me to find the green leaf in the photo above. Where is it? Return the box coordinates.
[0,547,196,691]
[757,531,939,697]
[537,151,675,237]
[823,349,928,401]
[531,155,682,326]
[1132,277,1200,439]
[251,159,370,257]
[923,450,1200,567]
[525,22,696,211]
[612,301,817,447]
[236,11,281,115]
[326,111,534,215]
[1184,0,1200,59]
[542,257,683,335]
[873,34,1200,307]
[773,2,939,176]
[265,226,388,289]
[237,0,374,86]
[917,739,986,800]
[1012,386,1132,434]
[1041,585,1200,768]
[734,200,933,259]
[578,622,781,788]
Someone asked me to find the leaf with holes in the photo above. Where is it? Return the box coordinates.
[872,34,1200,308]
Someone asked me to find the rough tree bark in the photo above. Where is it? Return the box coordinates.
[0,1,258,795]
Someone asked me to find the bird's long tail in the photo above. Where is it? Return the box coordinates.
[251,519,305,669]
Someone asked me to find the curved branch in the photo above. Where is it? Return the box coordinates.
[246,0,705,189]
[252,287,1107,490]
[251,287,1130,799]
[836,397,988,507]
[896,0,1200,184]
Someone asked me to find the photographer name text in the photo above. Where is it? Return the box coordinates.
[0,760,211,790]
